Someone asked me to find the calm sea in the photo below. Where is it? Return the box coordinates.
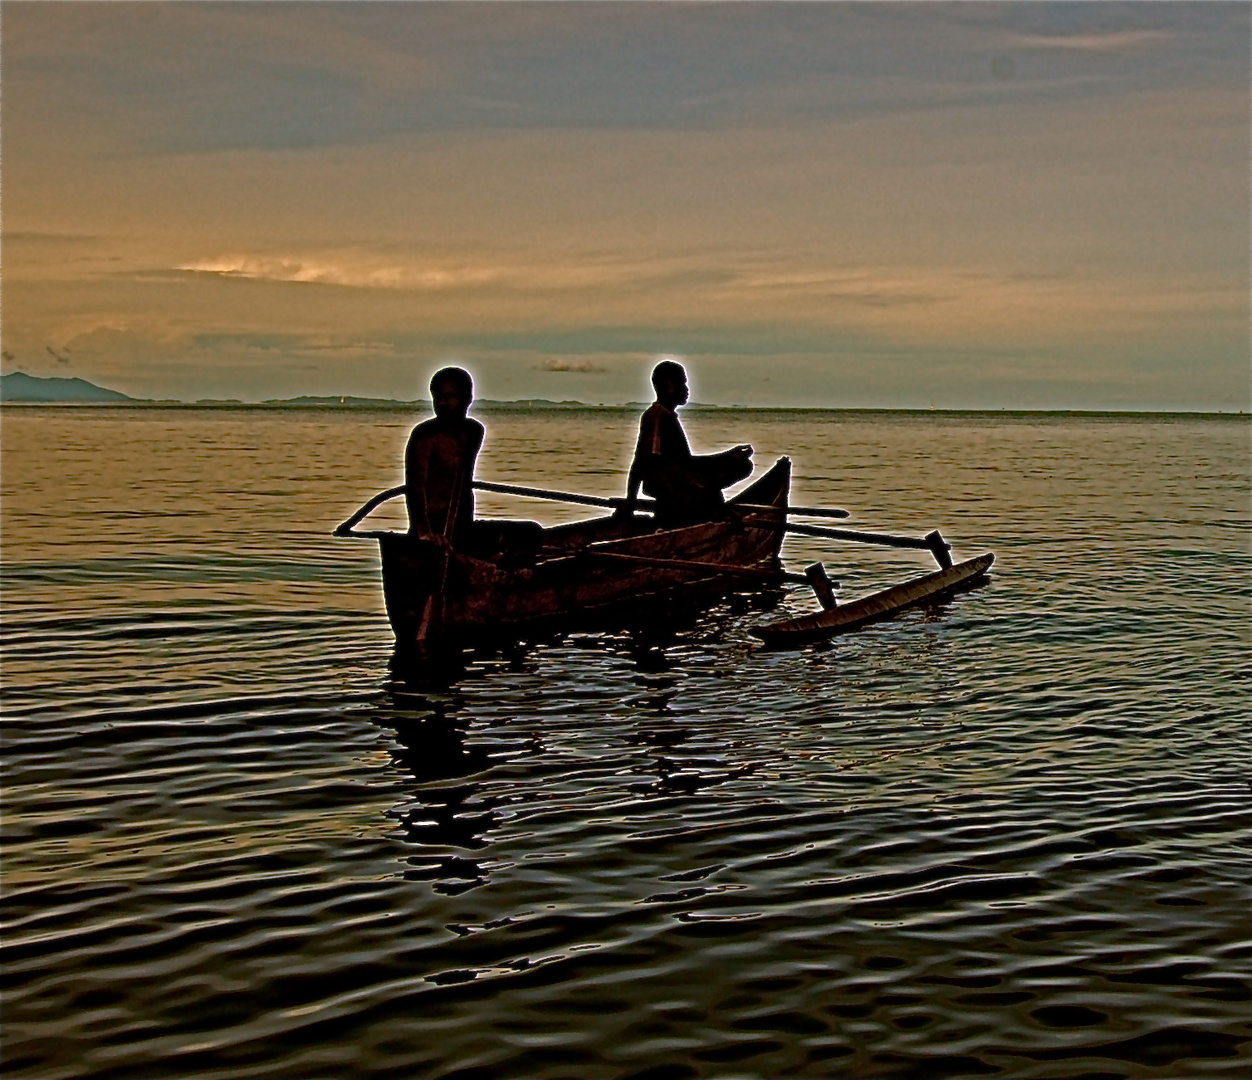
[2,406,1249,1080]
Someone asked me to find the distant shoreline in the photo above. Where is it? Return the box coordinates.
[1,400,1244,418]
[3,373,1244,415]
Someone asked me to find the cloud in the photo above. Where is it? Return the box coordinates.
[2,4,1245,409]
[173,250,728,296]
[5,3,1245,158]
[52,316,174,352]
[1008,30,1170,53]
[177,255,502,291]
[535,357,608,374]
[2,231,101,245]
[188,332,398,360]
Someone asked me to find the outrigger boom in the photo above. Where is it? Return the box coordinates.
[751,553,995,647]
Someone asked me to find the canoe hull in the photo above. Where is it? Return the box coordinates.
[380,458,791,651]
[750,552,994,646]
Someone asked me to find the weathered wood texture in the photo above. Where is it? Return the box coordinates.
[380,458,792,649]
[750,552,994,646]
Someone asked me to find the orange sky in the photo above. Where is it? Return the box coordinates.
[3,2,1248,408]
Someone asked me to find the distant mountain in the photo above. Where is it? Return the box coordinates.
[0,375,703,409]
[1,371,134,402]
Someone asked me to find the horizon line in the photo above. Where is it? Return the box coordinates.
[1,399,1245,417]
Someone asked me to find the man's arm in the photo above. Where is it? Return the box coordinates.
[618,409,659,517]
[618,460,644,517]
[447,420,485,537]
[404,427,437,539]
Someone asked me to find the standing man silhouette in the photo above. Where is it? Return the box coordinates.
[404,366,541,565]
[404,366,483,549]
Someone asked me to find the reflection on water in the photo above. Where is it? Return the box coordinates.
[1,407,1249,1079]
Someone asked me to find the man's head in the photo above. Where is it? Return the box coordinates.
[651,360,689,408]
[429,366,473,420]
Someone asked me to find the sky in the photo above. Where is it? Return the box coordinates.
[2,1,1248,409]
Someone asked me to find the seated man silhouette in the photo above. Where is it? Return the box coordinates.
[405,367,539,562]
[620,361,753,527]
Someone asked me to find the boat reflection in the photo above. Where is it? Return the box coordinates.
[384,579,786,689]
[620,657,762,798]
[371,690,506,894]
[376,603,780,882]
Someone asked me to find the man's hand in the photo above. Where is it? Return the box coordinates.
[414,530,453,551]
[612,502,635,520]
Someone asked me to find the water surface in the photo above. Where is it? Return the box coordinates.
[3,407,1249,1078]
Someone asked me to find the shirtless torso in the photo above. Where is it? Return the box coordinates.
[404,414,484,545]
[624,363,753,526]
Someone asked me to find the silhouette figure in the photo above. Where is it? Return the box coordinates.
[621,361,753,526]
[405,366,540,562]
[405,367,482,549]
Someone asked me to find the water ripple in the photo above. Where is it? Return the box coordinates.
[2,409,1249,1079]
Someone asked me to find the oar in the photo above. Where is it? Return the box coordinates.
[471,479,850,519]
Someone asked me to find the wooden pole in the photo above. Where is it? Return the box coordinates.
[747,517,954,568]
[335,481,852,538]
[472,480,849,519]
[581,548,809,584]
[472,480,647,511]
[804,562,839,609]
[334,485,406,536]
[924,530,953,570]
[757,517,934,550]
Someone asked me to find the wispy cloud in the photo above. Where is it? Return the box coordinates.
[1009,30,1170,53]
[535,357,608,374]
[174,251,728,295]
[188,332,399,360]
[2,231,102,245]
[177,255,503,291]
[5,3,1244,156]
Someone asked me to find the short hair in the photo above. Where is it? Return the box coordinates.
[430,366,473,401]
[651,360,686,389]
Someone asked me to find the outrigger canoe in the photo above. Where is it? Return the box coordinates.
[336,456,995,655]
[337,458,794,654]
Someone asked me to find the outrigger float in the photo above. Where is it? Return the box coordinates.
[335,457,994,654]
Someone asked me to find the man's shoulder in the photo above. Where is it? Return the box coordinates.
[408,415,438,436]
[408,416,484,439]
[640,402,671,424]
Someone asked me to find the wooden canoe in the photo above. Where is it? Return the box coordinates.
[374,457,792,652]
[750,552,994,647]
